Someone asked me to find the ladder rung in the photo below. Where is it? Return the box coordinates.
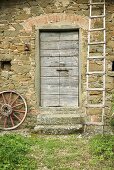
[90,2,105,5]
[89,28,105,32]
[87,88,105,91]
[90,15,105,18]
[86,71,105,75]
[88,41,106,45]
[85,122,104,126]
[87,56,105,59]
[86,104,104,108]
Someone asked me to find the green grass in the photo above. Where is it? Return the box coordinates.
[89,135,114,169]
[0,134,114,170]
[0,134,37,170]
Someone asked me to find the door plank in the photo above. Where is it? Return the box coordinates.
[60,32,79,41]
[41,67,59,77]
[60,77,78,95]
[41,95,60,107]
[60,95,78,107]
[40,49,79,57]
[40,32,79,41]
[40,32,60,41]
[41,67,79,77]
[41,57,59,67]
[60,57,78,67]
[41,56,78,67]
[59,67,79,77]
[40,41,79,50]
[41,77,59,95]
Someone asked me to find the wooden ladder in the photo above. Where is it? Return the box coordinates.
[86,0,106,131]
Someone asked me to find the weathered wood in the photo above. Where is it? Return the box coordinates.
[41,67,79,77]
[41,77,78,95]
[41,86,59,95]
[60,77,78,95]
[40,32,79,41]
[60,57,78,67]
[41,95,60,107]
[41,77,59,85]
[41,67,59,77]
[41,96,78,108]
[40,32,60,41]
[59,67,79,77]
[60,32,79,41]
[41,56,78,67]
[40,31,79,107]
[60,87,78,95]
[60,95,78,107]
[40,41,79,50]
[41,77,59,95]
[41,95,78,107]
[40,49,79,57]
[41,57,59,67]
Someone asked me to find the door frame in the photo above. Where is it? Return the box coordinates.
[35,26,82,109]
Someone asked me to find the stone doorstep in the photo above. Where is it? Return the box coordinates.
[37,113,85,118]
[34,124,83,135]
[39,110,82,114]
[36,114,85,125]
[39,107,85,114]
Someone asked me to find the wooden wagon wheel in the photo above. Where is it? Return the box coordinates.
[0,91,27,130]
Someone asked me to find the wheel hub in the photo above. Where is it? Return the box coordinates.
[1,104,12,117]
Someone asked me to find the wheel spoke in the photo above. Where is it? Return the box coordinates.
[12,103,24,108]
[2,93,7,104]
[11,95,19,106]
[13,113,21,122]
[4,117,8,128]
[13,109,25,113]
[10,115,14,127]
[0,114,3,120]
[8,92,12,104]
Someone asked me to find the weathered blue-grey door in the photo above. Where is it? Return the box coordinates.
[40,31,79,107]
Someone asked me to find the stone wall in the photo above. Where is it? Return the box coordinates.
[0,0,114,131]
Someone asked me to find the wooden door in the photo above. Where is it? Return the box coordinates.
[40,31,79,107]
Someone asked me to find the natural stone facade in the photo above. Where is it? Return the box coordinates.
[0,0,114,132]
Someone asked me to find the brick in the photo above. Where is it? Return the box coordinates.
[20,13,89,32]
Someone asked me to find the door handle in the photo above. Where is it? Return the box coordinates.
[56,69,69,72]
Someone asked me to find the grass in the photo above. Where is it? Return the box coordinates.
[0,134,37,170]
[0,133,114,170]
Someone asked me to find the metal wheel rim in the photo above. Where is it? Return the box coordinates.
[0,91,27,130]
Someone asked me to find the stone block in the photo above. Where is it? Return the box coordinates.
[34,125,83,134]
[37,114,84,125]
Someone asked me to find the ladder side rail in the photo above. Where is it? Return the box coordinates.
[86,4,91,106]
[86,0,106,127]
[102,1,106,123]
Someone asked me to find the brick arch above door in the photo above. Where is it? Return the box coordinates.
[20,13,89,33]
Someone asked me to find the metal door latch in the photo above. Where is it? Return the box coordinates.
[56,69,69,72]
